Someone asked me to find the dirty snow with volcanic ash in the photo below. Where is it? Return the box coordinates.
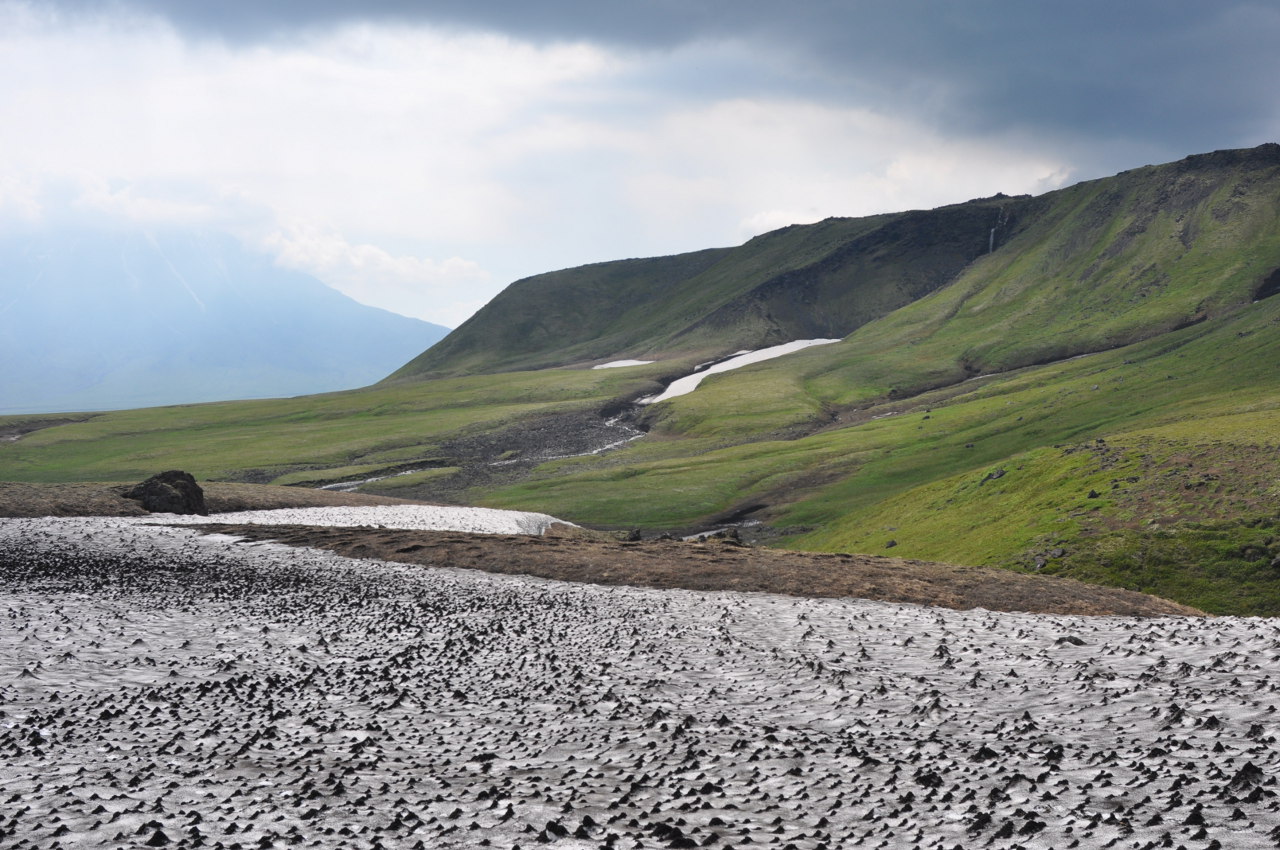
[3,513,1280,849]
[148,504,569,535]
[641,338,841,403]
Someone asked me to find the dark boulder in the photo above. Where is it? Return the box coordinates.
[122,470,207,515]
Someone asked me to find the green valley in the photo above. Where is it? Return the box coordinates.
[5,144,1280,614]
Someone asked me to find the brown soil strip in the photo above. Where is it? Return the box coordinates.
[0,481,435,518]
[193,522,1204,617]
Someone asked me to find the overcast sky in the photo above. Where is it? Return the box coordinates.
[4,1,1279,326]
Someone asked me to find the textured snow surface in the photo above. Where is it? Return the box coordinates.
[641,339,841,404]
[3,516,1280,850]
[147,504,570,535]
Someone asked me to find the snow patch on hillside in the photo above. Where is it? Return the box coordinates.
[592,359,655,369]
[640,338,841,404]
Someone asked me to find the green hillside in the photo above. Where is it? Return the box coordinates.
[390,195,1031,378]
[487,294,1280,613]
[5,144,1280,614]
[642,144,1280,439]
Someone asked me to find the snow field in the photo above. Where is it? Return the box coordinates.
[146,504,571,535]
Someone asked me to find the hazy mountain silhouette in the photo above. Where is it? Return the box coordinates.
[0,228,448,413]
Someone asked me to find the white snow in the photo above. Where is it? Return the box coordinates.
[144,504,571,535]
[592,359,655,369]
[640,338,841,404]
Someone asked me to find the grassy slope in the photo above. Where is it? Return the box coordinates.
[475,148,1280,613]
[485,318,1185,525]
[482,294,1280,612]
[391,198,1023,378]
[641,145,1280,440]
[0,368,660,484]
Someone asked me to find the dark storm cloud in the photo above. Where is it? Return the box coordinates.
[46,1,1280,166]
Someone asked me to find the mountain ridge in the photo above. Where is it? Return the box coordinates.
[395,143,1280,385]
[389,196,1033,379]
[0,228,449,413]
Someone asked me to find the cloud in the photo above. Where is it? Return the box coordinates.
[43,0,1280,157]
[0,11,617,236]
[7,1,1278,326]
[0,171,44,221]
[612,99,1072,245]
[266,228,489,327]
[72,179,222,226]
[0,7,621,319]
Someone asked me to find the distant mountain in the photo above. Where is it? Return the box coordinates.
[0,229,449,413]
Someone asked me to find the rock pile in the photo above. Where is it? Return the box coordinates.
[121,470,207,515]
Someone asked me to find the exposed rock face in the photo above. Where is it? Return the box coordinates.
[122,470,207,515]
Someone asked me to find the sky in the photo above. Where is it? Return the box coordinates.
[3,1,1279,328]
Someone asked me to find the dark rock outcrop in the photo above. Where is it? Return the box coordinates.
[122,471,207,515]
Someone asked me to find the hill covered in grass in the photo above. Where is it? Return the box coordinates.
[390,195,1030,379]
[4,144,1280,614]
[394,145,1280,383]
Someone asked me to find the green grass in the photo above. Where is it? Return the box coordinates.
[480,434,858,527]
[271,463,407,487]
[0,368,657,484]
[1042,522,1280,616]
[394,199,1020,378]
[496,296,1274,527]
[477,294,1280,612]
[633,154,1280,441]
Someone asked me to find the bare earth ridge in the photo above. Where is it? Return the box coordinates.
[0,481,1199,616]
[194,522,1202,617]
[0,480,431,517]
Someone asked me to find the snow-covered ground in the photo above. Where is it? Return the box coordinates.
[641,339,841,404]
[147,504,571,535]
[592,359,655,369]
[2,513,1279,850]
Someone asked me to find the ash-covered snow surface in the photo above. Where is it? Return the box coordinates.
[3,516,1280,850]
